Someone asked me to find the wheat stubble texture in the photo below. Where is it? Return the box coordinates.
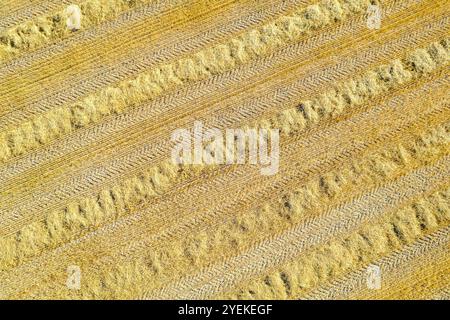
[0,0,449,300]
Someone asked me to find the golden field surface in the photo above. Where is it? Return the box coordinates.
[0,0,449,300]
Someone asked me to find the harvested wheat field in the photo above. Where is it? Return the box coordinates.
[0,0,449,301]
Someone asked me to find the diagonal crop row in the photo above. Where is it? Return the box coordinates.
[217,184,450,299]
[255,38,449,135]
[0,0,376,163]
[30,119,449,299]
[0,0,156,62]
[0,39,447,274]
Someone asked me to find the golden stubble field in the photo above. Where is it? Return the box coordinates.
[0,0,448,300]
